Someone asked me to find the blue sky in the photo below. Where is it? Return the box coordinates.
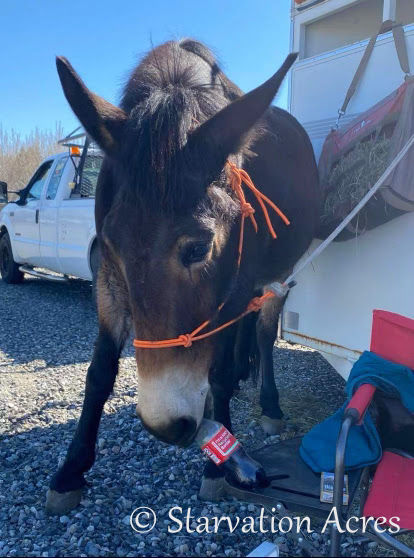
[1,0,291,138]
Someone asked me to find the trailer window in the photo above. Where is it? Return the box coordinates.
[396,0,414,26]
[304,0,383,59]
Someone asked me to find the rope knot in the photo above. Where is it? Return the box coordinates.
[179,334,193,348]
[240,202,255,218]
[247,297,264,313]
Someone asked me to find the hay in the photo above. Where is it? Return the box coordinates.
[322,135,391,222]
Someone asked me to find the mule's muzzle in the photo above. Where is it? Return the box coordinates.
[140,415,198,447]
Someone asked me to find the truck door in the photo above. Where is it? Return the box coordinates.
[39,156,69,271]
[13,160,53,265]
[58,151,101,280]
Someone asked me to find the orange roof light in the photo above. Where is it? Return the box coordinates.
[70,146,81,156]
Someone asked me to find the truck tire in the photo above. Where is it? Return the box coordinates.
[0,233,24,284]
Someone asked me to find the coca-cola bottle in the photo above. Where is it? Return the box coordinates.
[195,419,269,488]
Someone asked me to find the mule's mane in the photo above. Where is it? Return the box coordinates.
[118,40,242,209]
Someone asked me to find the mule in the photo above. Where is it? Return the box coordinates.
[46,39,320,514]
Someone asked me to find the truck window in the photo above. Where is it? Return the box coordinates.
[46,157,68,200]
[26,161,53,200]
[77,152,103,198]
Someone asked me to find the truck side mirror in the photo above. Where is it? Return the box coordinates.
[0,181,7,203]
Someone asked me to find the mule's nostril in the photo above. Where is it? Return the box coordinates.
[144,416,197,446]
[168,417,197,446]
[173,416,198,446]
[140,415,198,446]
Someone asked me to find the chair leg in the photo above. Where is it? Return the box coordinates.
[330,415,354,557]
[357,467,371,515]
[330,525,342,557]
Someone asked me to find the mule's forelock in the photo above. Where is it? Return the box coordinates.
[117,41,232,211]
[119,87,206,210]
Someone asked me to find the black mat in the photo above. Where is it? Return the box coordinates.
[225,437,362,517]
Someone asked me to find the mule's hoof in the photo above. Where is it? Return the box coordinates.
[260,415,285,436]
[45,488,83,515]
[199,476,227,502]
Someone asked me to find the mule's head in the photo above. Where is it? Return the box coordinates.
[56,46,296,446]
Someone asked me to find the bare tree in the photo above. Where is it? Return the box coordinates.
[0,123,66,195]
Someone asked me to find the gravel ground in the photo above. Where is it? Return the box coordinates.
[0,276,400,557]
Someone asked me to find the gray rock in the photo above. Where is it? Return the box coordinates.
[85,541,100,556]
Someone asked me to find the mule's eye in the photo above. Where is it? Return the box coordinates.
[181,242,210,267]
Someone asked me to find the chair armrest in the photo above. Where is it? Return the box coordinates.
[345,383,377,424]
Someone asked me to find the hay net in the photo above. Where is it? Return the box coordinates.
[318,77,414,238]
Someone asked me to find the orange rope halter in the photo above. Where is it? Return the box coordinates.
[226,161,290,266]
[133,163,290,350]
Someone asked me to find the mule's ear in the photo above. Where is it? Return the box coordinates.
[193,53,297,159]
[56,56,127,154]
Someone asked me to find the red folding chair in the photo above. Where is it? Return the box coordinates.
[331,310,414,557]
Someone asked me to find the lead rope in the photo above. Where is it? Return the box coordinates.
[133,163,290,349]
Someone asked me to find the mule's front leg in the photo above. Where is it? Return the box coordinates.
[257,295,285,435]
[46,258,131,515]
[200,325,267,500]
[199,327,236,502]
[199,380,233,501]
[46,326,122,514]
[201,381,268,500]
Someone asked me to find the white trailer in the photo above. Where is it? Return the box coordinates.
[282,0,414,378]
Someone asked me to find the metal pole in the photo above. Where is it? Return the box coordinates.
[367,520,414,557]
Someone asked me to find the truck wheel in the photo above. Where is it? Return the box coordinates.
[90,243,100,305]
[0,233,24,284]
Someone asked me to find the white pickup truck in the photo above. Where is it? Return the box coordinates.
[0,136,102,287]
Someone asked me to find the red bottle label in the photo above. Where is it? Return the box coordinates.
[201,426,240,465]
